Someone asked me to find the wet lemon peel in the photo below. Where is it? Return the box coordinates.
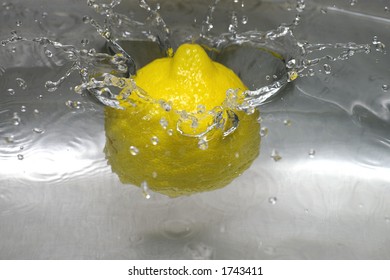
[104,43,260,197]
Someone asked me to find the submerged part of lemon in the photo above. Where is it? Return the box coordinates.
[104,43,260,197]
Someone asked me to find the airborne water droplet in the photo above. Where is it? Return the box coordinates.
[260,127,268,137]
[268,197,277,205]
[141,181,151,199]
[271,149,282,161]
[382,84,389,92]
[129,146,139,156]
[283,119,292,126]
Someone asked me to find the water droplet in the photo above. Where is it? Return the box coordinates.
[286,59,296,69]
[307,68,315,76]
[271,149,282,161]
[265,75,271,81]
[308,149,316,158]
[12,112,21,126]
[152,171,158,178]
[304,208,309,214]
[241,15,248,25]
[33,109,39,114]
[296,0,306,13]
[372,36,386,52]
[235,152,240,158]
[141,181,151,199]
[385,6,389,13]
[20,105,26,113]
[20,146,24,150]
[65,100,82,109]
[129,146,139,156]
[160,100,172,112]
[185,243,214,260]
[44,50,53,57]
[382,84,389,92]
[81,38,89,47]
[283,119,292,126]
[320,8,328,14]
[82,16,91,23]
[151,136,159,145]
[323,64,331,74]
[162,220,192,239]
[197,104,206,114]
[268,197,277,205]
[167,129,173,136]
[159,117,168,129]
[16,20,22,27]
[17,154,24,160]
[7,88,15,95]
[198,138,208,150]
[16,78,27,90]
[350,0,357,6]
[32,128,45,134]
[260,127,268,137]
[5,135,14,143]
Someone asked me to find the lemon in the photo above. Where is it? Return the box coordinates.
[104,43,260,197]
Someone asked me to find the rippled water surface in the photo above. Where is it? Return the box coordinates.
[1,0,390,259]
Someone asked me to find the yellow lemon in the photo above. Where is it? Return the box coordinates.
[104,43,260,197]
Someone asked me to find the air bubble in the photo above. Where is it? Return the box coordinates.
[129,146,139,156]
[268,197,277,205]
[17,154,24,160]
[151,136,159,145]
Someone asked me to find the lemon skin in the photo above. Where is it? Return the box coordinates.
[104,44,260,197]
